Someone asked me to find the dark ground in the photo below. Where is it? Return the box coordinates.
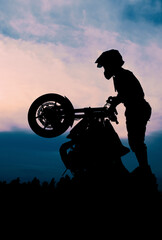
[0,167,161,237]
[0,166,161,211]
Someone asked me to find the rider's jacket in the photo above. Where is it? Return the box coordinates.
[113,68,144,107]
[113,68,151,121]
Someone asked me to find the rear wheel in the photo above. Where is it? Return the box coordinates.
[28,93,74,138]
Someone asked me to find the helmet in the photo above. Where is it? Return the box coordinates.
[95,49,124,68]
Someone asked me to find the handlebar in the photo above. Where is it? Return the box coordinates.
[73,106,119,124]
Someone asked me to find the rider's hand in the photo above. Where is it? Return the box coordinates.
[106,96,118,107]
[108,105,118,115]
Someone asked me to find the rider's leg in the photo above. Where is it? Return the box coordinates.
[126,118,150,170]
[134,145,149,168]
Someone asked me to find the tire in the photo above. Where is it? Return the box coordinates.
[28,93,74,138]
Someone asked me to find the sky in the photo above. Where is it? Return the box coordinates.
[0,0,162,186]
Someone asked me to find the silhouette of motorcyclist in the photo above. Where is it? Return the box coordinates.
[95,49,152,172]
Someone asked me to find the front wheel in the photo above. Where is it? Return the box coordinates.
[28,93,74,138]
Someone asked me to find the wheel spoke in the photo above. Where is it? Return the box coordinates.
[43,122,49,130]
[36,113,43,119]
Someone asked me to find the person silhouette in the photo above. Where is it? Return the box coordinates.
[95,49,152,171]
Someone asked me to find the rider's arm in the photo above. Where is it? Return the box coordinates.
[113,95,122,107]
[108,95,122,108]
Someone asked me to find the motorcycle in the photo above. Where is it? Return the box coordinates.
[28,93,129,174]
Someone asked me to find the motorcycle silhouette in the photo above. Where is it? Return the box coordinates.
[28,93,129,174]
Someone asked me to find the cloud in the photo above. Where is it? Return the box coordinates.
[122,0,162,25]
[0,0,162,48]
[90,0,162,46]
[9,14,59,40]
[0,0,65,41]
[40,0,74,9]
[0,22,162,137]
[0,1,161,138]
[0,34,107,131]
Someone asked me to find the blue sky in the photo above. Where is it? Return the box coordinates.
[0,0,162,186]
[1,0,162,44]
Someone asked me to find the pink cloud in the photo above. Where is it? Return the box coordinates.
[0,26,161,137]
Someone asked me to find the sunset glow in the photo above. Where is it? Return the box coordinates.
[0,1,162,138]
